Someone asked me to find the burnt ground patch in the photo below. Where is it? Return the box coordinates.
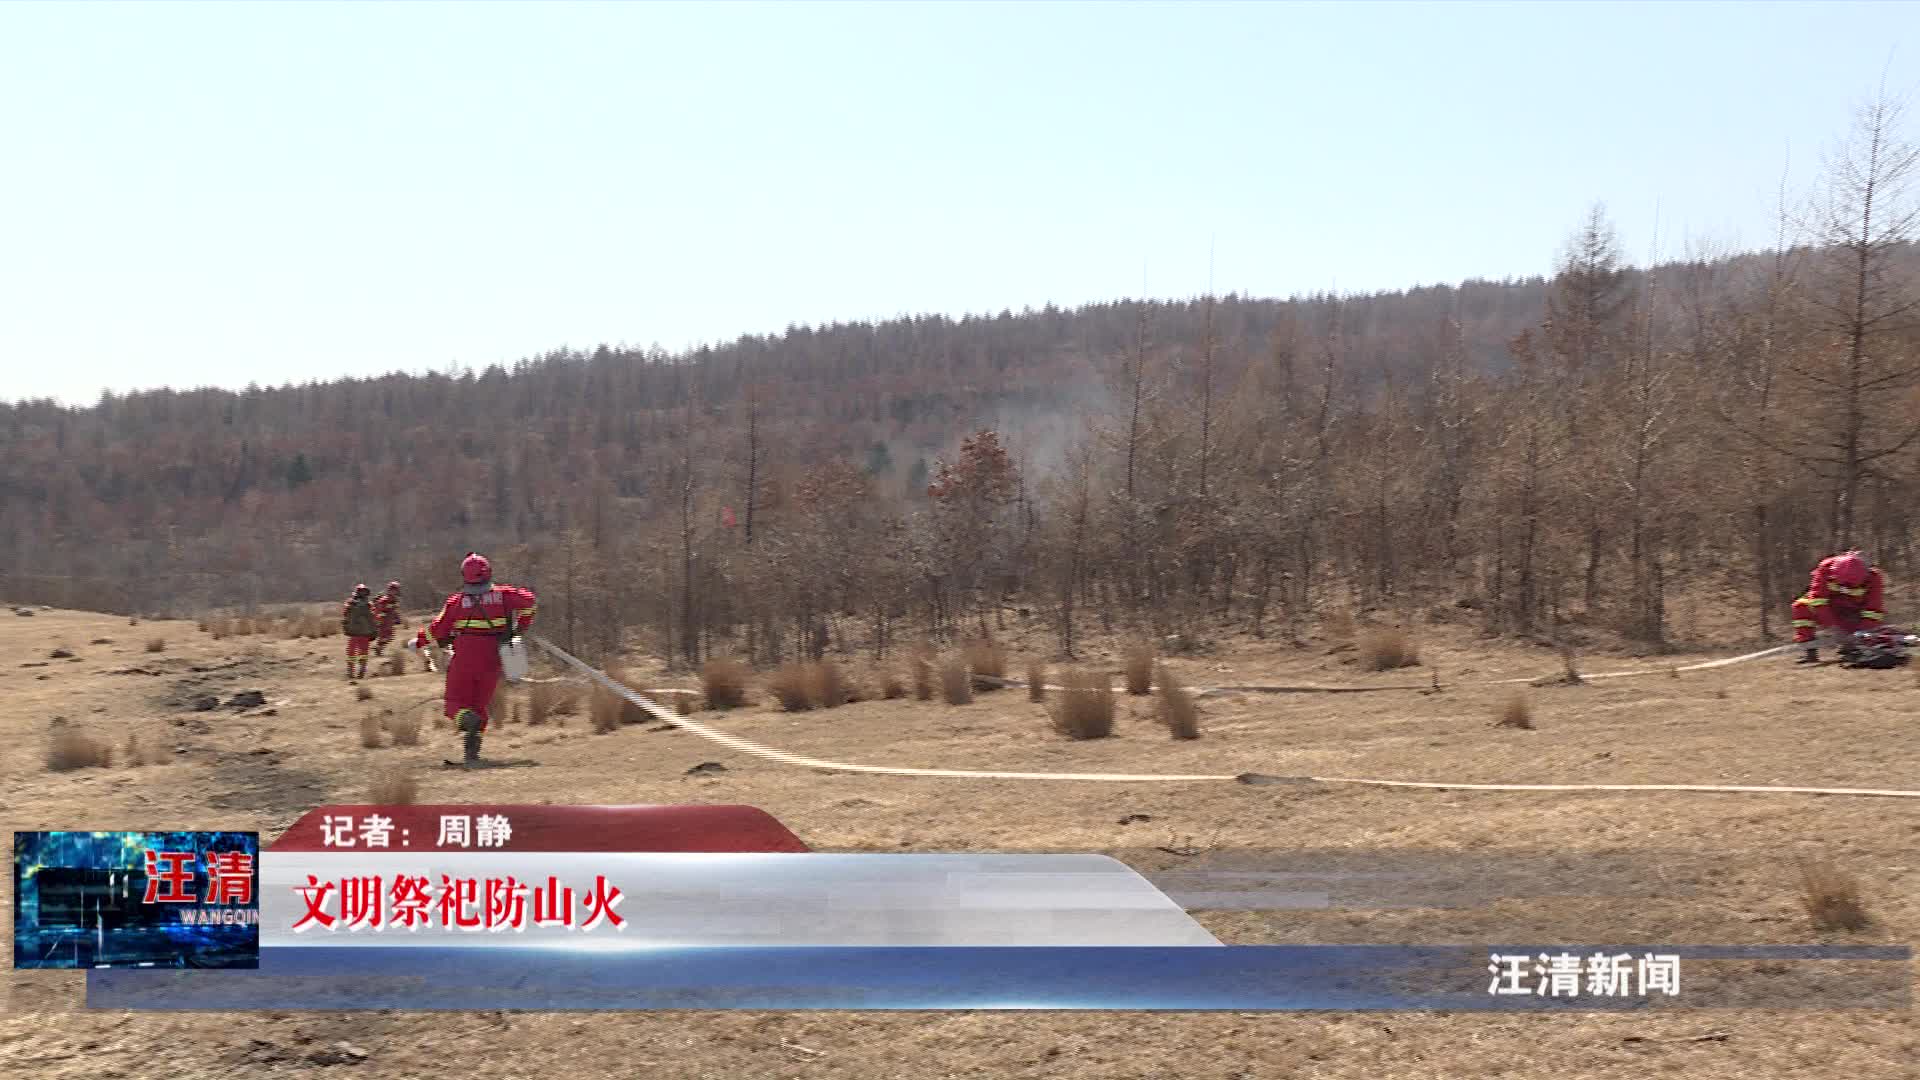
[204,748,332,818]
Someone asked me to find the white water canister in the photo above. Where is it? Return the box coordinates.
[500,637,530,683]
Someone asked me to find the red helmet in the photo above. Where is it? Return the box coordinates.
[1830,550,1870,587]
[353,583,370,596]
[385,580,402,594]
[461,552,492,584]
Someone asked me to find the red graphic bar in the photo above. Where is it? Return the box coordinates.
[269,804,808,853]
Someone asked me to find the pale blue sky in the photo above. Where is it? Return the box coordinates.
[2,0,1916,404]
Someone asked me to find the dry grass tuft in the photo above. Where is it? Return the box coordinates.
[128,615,140,627]
[359,712,384,748]
[1796,859,1871,931]
[144,637,167,654]
[701,659,751,710]
[1025,657,1048,702]
[48,727,113,771]
[939,657,973,705]
[368,767,417,806]
[807,661,850,709]
[235,617,257,636]
[123,733,151,768]
[384,655,407,677]
[284,616,314,640]
[1155,662,1201,739]
[589,683,638,732]
[1049,669,1115,740]
[385,712,421,747]
[962,638,1008,683]
[355,686,374,702]
[911,652,934,701]
[1495,691,1535,730]
[1122,641,1155,695]
[1357,627,1419,671]
[1321,605,1357,639]
[528,681,557,725]
[767,663,815,712]
[553,684,581,714]
[879,669,906,700]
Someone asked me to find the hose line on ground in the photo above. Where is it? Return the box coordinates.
[526,636,1920,798]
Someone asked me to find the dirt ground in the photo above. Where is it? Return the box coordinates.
[2,606,1915,1078]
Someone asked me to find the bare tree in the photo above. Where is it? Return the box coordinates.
[1788,88,1920,545]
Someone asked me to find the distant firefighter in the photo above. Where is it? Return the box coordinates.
[427,552,536,766]
[371,581,402,656]
[1792,550,1886,664]
[340,583,378,682]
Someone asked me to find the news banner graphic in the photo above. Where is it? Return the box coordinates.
[13,831,260,969]
[69,806,1912,1010]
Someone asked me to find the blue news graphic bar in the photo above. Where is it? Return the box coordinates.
[86,945,1911,1011]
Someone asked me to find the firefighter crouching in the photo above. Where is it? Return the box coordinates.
[1792,550,1887,664]
[427,552,536,766]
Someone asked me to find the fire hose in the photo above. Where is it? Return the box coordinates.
[528,635,1920,799]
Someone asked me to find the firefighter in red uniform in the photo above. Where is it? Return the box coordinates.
[341,584,378,682]
[427,552,536,766]
[371,581,402,656]
[1791,550,1887,664]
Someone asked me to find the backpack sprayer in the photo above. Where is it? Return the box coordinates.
[1838,627,1919,669]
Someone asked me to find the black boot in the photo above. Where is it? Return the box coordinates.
[1798,647,1820,665]
[458,710,483,766]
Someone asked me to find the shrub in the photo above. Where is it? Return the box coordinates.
[1049,669,1115,740]
[123,733,151,768]
[807,661,850,709]
[383,655,407,677]
[701,659,751,710]
[128,616,140,627]
[768,663,815,712]
[1155,662,1201,740]
[386,712,421,747]
[589,687,628,732]
[1797,859,1871,931]
[48,727,113,771]
[1321,606,1357,639]
[1026,658,1048,703]
[356,686,373,702]
[939,657,973,705]
[368,767,417,805]
[144,637,167,654]
[359,713,384,748]
[962,638,1008,683]
[879,669,906,699]
[1495,691,1534,730]
[1357,627,1419,671]
[911,653,934,701]
[528,681,557,725]
[1122,642,1154,695]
